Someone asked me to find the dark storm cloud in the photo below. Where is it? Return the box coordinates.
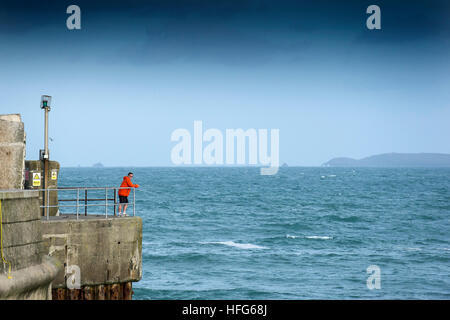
[0,0,62,34]
[118,2,319,66]
[355,0,450,45]
[1,0,449,64]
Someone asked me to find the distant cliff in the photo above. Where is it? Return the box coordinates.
[323,153,450,167]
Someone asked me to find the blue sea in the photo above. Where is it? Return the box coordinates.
[58,167,450,299]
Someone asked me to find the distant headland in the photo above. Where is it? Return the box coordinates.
[322,153,450,167]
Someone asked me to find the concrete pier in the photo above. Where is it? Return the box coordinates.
[0,191,61,299]
[42,215,142,300]
[1,113,143,300]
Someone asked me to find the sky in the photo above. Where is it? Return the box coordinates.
[0,0,449,167]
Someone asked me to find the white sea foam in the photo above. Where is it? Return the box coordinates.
[320,174,336,179]
[286,235,333,240]
[305,236,333,240]
[202,241,268,249]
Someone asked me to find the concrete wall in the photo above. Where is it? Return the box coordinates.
[0,114,26,190]
[0,191,43,272]
[42,216,142,289]
[0,191,61,299]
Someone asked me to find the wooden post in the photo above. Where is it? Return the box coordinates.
[105,284,111,300]
[96,284,106,300]
[68,288,81,300]
[54,288,66,300]
[123,282,133,300]
[83,286,94,300]
[110,283,120,300]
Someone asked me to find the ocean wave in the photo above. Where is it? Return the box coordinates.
[201,241,268,250]
[324,214,362,222]
[405,247,422,251]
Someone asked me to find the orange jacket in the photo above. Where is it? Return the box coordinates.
[118,176,139,197]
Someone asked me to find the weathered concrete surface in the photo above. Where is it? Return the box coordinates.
[0,256,61,300]
[41,215,142,288]
[0,114,26,190]
[25,160,60,216]
[0,191,44,271]
[0,190,62,299]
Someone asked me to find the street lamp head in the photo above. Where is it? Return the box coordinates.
[40,95,52,110]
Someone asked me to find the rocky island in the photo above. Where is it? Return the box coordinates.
[323,153,450,167]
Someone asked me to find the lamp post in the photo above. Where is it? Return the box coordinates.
[40,95,52,217]
[40,95,52,160]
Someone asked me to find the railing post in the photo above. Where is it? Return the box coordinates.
[85,189,88,216]
[46,188,50,220]
[114,188,117,216]
[76,188,79,220]
[133,187,136,217]
[105,188,108,219]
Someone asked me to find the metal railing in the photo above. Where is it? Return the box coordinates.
[36,186,136,220]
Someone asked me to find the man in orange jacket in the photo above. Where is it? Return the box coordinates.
[118,172,139,217]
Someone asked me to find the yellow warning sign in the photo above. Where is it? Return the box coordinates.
[32,172,41,187]
[51,170,57,180]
